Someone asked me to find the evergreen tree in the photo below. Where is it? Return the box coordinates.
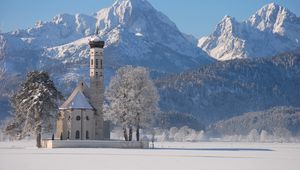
[5,71,63,147]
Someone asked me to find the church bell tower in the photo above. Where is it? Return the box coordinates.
[88,31,106,140]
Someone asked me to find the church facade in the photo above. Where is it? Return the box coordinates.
[55,35,110,140]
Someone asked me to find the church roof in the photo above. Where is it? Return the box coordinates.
[59,81,94,110]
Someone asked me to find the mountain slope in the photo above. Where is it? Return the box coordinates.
[210,106,300,136]
[198,3,300,61]
[155,52,300,125]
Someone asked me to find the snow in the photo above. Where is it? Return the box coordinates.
[135,32,143,37]
[60,91,93,110]
[0,141,300,170]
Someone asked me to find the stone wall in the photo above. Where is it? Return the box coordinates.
[42,140,149,149]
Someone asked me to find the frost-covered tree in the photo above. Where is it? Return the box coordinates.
[105,66,160,141]
[260,130,270,142]
[0,61,6,88]
[5,71,63,147]
[0,34,6,60]
[247,129,260,142]
[0,35,6,89]
[273,128,292,142]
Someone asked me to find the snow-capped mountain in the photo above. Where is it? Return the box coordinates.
[1,0,213,77]
[198,3,300,61]
[247,3,300,43]
[0,0,213,118]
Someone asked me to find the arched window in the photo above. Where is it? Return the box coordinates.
[75,130,80,139]
[76,116,81,121]
[86,131,89,139]
[67,131,70,139]
[86,116,89,121]
[91,59,93,65]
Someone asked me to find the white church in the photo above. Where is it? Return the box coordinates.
[42,34,148,148]
[55,35,110,140]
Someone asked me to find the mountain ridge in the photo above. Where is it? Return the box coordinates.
[198,3,300,61]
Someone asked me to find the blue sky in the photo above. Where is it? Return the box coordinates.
[0,0,299,38]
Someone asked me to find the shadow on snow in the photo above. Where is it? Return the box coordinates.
[155,148,273,151]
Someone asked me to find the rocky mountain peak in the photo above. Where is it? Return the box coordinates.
[95,0,176,35]
[92,0,210,60]
[247,3,298,33]
[112,0,153,11]
[52,13,75,25]
[110,0,153,25]
[198,3,300,61]
[213,15,239,36]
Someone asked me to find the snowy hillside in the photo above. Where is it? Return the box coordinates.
[198,3,300,61]
[156,51,300,125]
[210,106,300,136]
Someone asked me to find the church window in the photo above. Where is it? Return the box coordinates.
[96,59,99,68]
[67,131,70,139]
[75,131,80,139]
[91,59,93,66]
[76,116,81,121]
[86,116,89,121]
[86,131,89,139]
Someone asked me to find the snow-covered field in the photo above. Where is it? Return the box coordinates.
[0,141,300,170]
